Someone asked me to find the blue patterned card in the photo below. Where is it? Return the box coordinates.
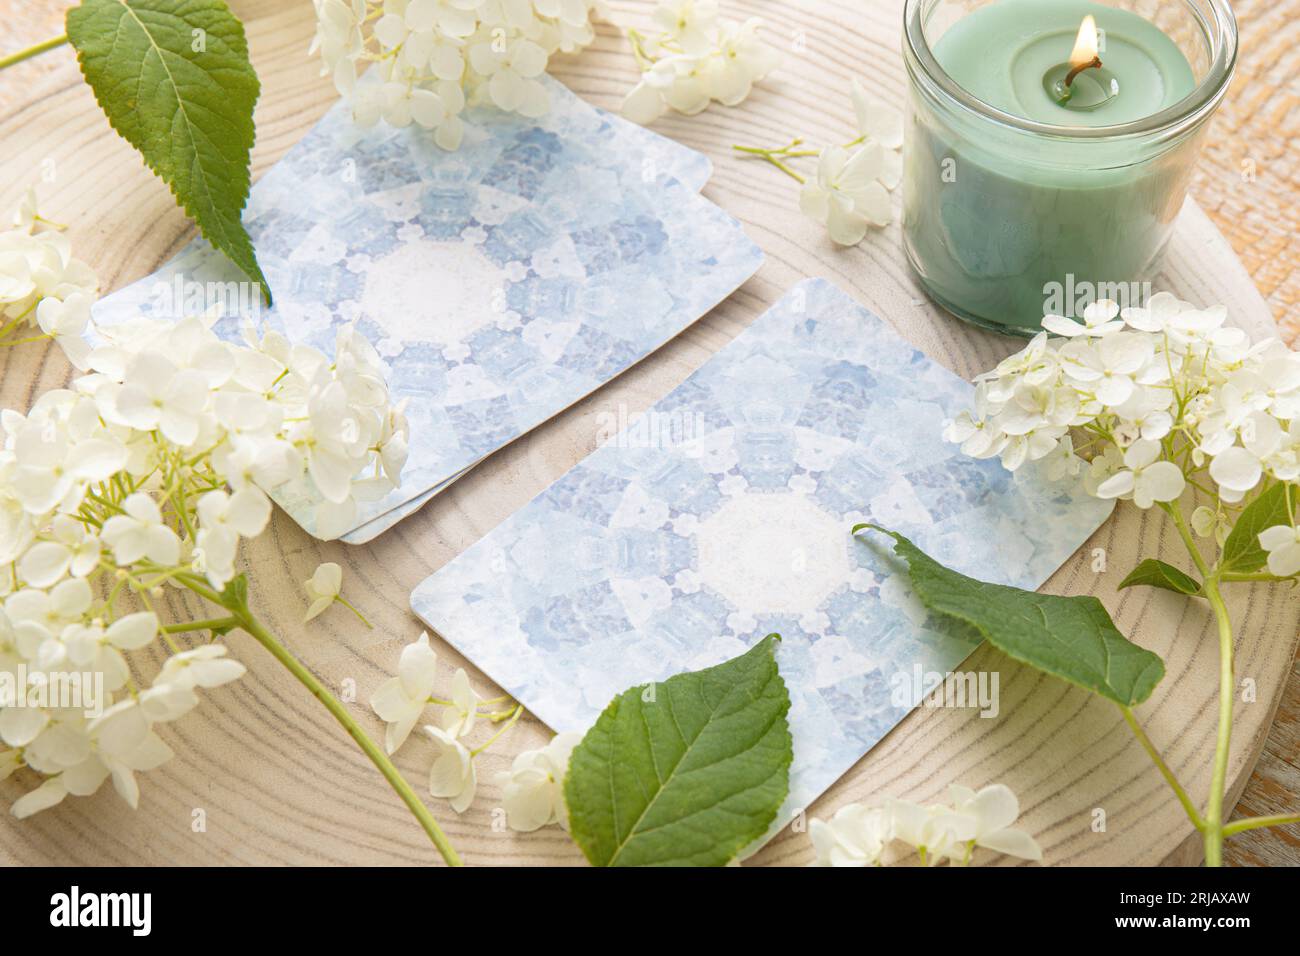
[342,468,466,543]
[411,279,1113,843]
[91,76,755,539]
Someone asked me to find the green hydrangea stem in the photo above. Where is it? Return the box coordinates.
[732,141,812,184]
[1122,502,1234,866]
[1165,502,1233,866]
[1223,812,1300,836]
[161,615,239,633]
[1201,573,1234,868]
[1126,502,1298,862]
[0,34,68,71]
[1119,705,1202,828]
[179,575,463,866]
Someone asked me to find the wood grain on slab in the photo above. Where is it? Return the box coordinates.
[0,0,1295,866]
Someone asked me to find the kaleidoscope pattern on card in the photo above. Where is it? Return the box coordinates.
[276,73,714,196]
[90,76,748,539]
[411,279,1114,840]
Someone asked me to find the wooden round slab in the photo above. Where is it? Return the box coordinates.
[0,0,1294,866]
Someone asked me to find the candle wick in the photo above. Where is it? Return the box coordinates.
[1064,56,1102,87]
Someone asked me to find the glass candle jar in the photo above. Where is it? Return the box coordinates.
[901,0,1238,336]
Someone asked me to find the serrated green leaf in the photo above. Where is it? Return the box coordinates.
[67,0,270,302]
[564,634,792,867]
[1118,558,1202,596]
[855,524,1165,707]
[1220,483,1298,575]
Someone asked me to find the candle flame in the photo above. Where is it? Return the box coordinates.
[1069,15,1100,66]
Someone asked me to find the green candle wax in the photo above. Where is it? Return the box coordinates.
[902,0,1201,335]
[937,0,1193,125]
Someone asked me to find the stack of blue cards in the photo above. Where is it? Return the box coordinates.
[92,76,763,542]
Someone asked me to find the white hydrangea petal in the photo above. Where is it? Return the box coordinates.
[385,713,419,756]
[1041,315,1084,337]
[1209,447,1262,493]
[226,487,272,536]
[309,564,343,598]
[71,438,128,481]
[503,770,556,831]
[798,183,830,224]
[398,633,439,698]
[0,705,48,748]
[191,657,246,688]
[854,181,891,227]
[1136,461,1185,506]
[664,73,710,114]
[0,750,22,781]
[308,449,355,504]
[144,525,181,566]
[1095,471,1135,499]
[405,0,438,30]
[18,541,72,588]
[303,596,333,622]
[978,826,1042,861]
[434,114,464,151]
[622,77,666,124]
[509,39,548,78]
[1123,439,1160,469]
[825,202,868,247]
[1082,298,1120,323]
[63,755,111,796]
[373,12,408,47]
[124,492,163,525]
[1265,542,1300,577]
[11,776,68,818]
[1258,525,1298,552]
[837,141,884,193]
[106,611,159,650]
[468,41,500,76]
[370,677,414,723]
[425,725,475,810]
[91,702,150,756]
[139,683,199,722]
[968,784,1019,832]
[124,732,174,772]
[51,577,92,617]
[879,147,903,190]
[109,765,142,809]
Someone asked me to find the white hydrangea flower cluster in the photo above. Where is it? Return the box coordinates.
[310,0,607,150]
[798,80,903,244]
[810,783,1042,867]
[622,0,780,124]
[370,630,578,828]
[1,618,247,819]
[0,307,409,818]
[735,79,903,245]
[946,294,1300,567]
[90,315,409,543]
[0,188,98,368]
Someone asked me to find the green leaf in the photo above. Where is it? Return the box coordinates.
[855,524,1164,707]
[564,634,792,867]
[1220,483,1299,575]
[66,0,270,302]
[1118,558,1201,596]
[217,572,248,611]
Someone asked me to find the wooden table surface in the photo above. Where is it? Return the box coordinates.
[0,0,1296,867]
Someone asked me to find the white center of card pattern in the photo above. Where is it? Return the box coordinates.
[695,492,849,616]
[358,239,502,348]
